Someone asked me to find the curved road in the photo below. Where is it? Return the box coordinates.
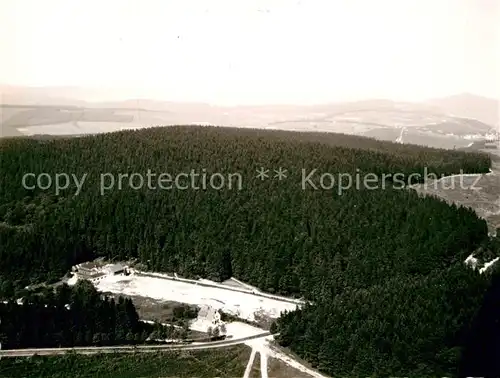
[0,332,271,357]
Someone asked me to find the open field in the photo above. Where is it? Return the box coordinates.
[411,151,500,235]
[0,104,171,137]
[123,296,207,339]
[0,345,318,378]
[128,296,197,323]
[0,346,251,378]
[363,127,474,149]
[2,96,497,150]
[77,270,300,323]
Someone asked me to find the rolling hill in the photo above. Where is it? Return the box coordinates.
[1,86,498,150]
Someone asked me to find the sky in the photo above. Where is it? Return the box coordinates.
[1,0,498,105]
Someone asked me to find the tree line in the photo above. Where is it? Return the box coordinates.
[0,280,192,349]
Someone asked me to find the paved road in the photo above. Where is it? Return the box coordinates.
[0,332,271,357]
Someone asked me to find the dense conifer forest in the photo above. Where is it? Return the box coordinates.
[0,126,498,376]
[0,280,191,349]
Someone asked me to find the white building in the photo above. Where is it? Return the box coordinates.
[70,261,129,284]
[197,304,222,325]
[102,263,127,275]
[191,304,226,335]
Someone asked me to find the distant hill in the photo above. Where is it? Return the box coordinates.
[2,85,498,149]
[426,93,499,127]
[0,84,89,107]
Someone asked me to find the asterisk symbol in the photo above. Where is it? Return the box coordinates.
[274,167,287,180]
[256,167,269,180]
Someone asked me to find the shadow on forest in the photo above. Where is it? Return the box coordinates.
[459,271,500,377]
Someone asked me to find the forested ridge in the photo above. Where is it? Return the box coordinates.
[0,126,498,376]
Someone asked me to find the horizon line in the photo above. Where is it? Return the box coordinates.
[1,83,499,107]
